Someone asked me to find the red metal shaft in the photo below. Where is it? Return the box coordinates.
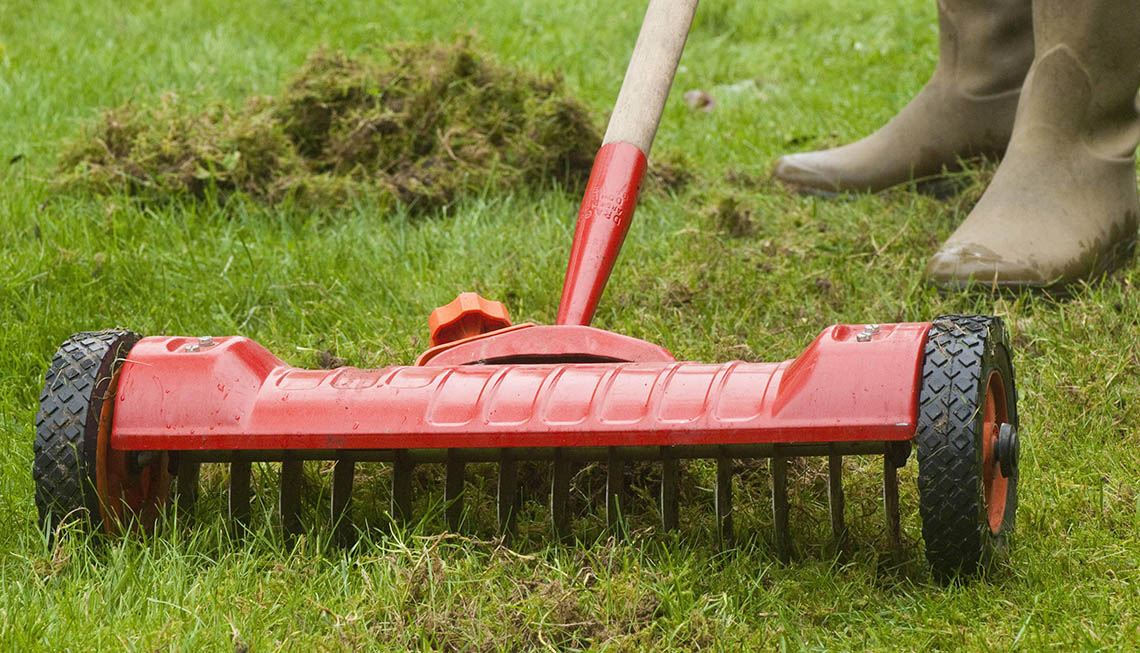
[556,142,647,326]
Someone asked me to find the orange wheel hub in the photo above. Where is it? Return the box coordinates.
[982,370,1010,533]
[94,369,170,533]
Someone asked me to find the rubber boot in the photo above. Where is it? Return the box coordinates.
[772,0,1033,195]
[926,0,1140,290]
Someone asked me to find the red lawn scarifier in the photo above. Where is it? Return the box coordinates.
[33,0,1019,581]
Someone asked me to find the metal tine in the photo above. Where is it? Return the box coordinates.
[331,456,356,546]
[551,451,572,542]
[279,456,304,541]
[229,457,252,537]
[445,451,465,532]
[606,447,626,536]
[770,456,791,562]
[883,455,901,550]
[827,453,847,548]
[660,447,679,532]
[391,450,413,525]
[498,450,519,544]
[174,457,200,519]
[715,453,734,549]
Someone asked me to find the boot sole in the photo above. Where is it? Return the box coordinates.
[776,170,981,201]
[928,236,1137,298]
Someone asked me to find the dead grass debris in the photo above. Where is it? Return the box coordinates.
[57,38,601,214]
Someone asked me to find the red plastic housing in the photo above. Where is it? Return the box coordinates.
[111,323,931,452]
[418,324,675,366]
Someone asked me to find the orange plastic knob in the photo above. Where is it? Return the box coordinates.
[428,293,512,346]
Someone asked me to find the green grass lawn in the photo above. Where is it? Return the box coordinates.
[3,0,1140,649]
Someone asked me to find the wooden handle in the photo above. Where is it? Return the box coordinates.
[602,0,699,155]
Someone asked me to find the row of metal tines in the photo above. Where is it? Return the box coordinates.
[171,441,908,555]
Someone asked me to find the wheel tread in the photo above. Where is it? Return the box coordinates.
[32,329,140,533]
[916,315,1019,582]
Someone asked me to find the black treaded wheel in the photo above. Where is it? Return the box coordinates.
[33,329,170,535]
[916,315,1019,583]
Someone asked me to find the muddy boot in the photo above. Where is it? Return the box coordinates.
[926,0,1140,290]
[772,0,1033,195]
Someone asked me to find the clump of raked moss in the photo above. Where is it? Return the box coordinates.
[57,38,601,213]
